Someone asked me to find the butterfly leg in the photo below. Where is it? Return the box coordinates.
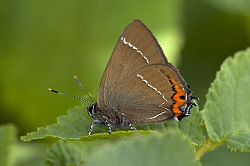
[121,113,136,130]
[102,117,112,134]
[89,119,101,135]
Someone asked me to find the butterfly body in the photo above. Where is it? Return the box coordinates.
[88,20,197,135]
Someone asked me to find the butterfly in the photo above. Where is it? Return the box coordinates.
[87,20,197,135]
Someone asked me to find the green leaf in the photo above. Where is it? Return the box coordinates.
[46,131,201,166]
[21,105,201,142]
[21,106,93,141]
[0,124,16,166]
[21,105,157,142]
[202,48,250,151]
[86,131,201,166]
[225,131,250,152]
[77,130,155,141]
[46,140,87,166]
[180,106,205,148]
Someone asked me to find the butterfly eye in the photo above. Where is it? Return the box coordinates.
[87,103,96,117]
[87,107,91,116]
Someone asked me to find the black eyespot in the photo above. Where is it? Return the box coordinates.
[180,95,185,100]
[169,79,173,84]
[172,86,176,91]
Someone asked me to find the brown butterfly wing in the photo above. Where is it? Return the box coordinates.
[98,20,168,108]
[106,64,189,124]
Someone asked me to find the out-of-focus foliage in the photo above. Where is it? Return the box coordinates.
[0,124,16,166]
[0,124,46,166]
[86,131,200,166]
[205,0,250,14]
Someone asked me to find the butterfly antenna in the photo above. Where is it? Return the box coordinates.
[48,88,91,104]
[74,76,94,103]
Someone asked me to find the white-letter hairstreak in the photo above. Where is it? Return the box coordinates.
[50,20,198,135]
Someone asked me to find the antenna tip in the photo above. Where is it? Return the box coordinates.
[48,88,58,93]
[74,76,80,83]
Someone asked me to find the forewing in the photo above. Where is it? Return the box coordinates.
[98,20,168,108]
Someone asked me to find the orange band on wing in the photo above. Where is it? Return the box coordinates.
[170,79,185,118]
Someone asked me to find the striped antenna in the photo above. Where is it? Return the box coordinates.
[74,76,93,102]
[48,88,91,104]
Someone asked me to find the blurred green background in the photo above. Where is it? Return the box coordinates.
[0,0,250,165]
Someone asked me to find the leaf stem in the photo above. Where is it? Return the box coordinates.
[195,139,223,159]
